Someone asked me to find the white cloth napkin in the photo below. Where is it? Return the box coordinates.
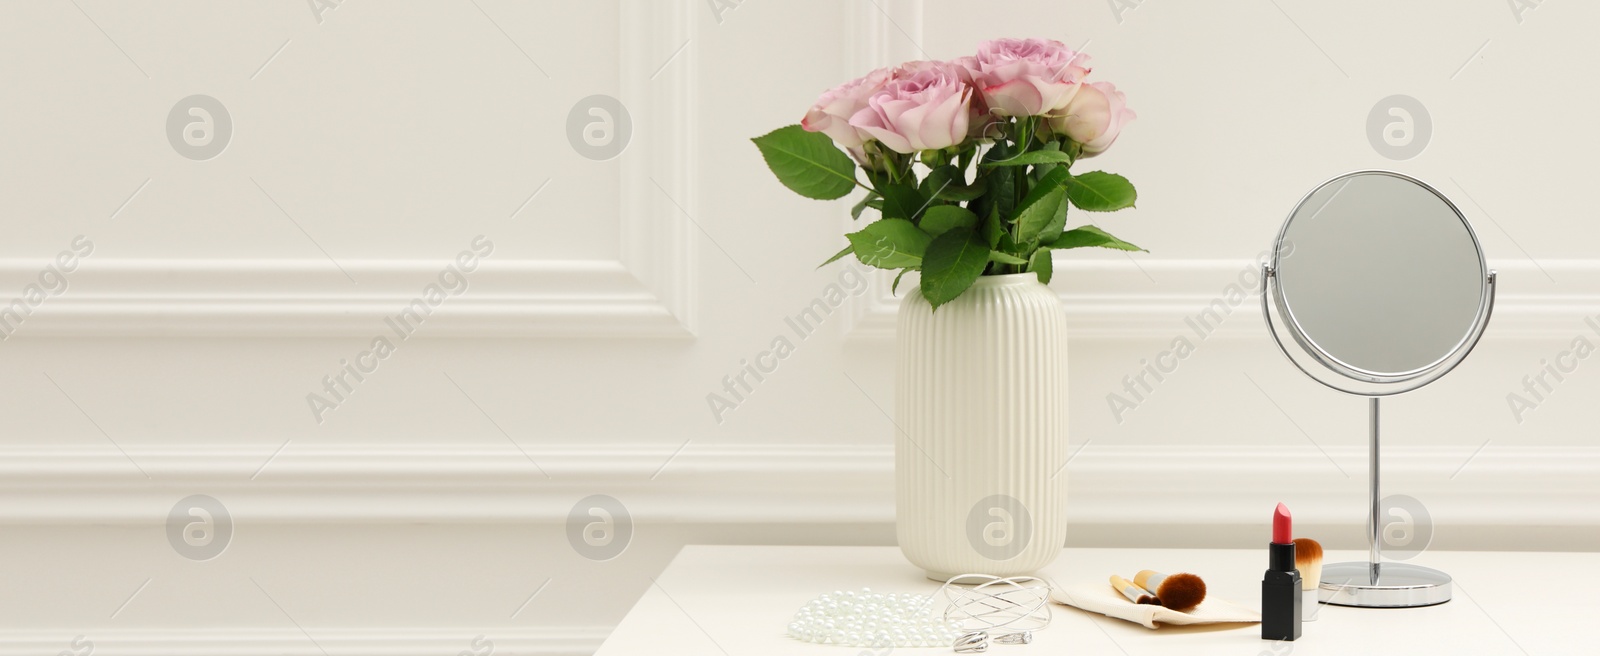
[1049,582,1261,629]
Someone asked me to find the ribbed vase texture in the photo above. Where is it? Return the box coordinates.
[895,274,1067,580]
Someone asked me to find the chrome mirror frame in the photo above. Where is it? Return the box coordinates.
[1262,170,1497,396]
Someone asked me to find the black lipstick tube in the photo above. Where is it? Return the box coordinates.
[1262,541,1302,641]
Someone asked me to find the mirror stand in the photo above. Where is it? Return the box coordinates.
[1317,397,1454,608]
[1262,260,1497,609]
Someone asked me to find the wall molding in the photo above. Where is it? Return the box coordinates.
[0,259,689,337]
[4,442,1596,529]
[843,259,1600,341]
[8,257,1586,339]
[619,0,698,335]
[0,627,608,656]
[3,441,1592,654]
[0,3,698,339]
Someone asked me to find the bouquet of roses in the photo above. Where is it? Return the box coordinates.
[753,38,1142,309]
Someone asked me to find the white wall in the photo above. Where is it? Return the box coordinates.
[1,1,1597,654]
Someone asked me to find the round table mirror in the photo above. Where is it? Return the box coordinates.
[1273,171,1492,387]
[1262,170,1497,608]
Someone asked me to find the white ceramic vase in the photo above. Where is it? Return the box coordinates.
[895,273,1068,581]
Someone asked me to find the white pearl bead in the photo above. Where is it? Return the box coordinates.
[785,588,960,648]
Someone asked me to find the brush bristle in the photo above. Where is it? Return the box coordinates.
[1293,537,1323,562]
[1293,538,1324,590]
[1155,573,1206,611]
[1137,596,1161,605]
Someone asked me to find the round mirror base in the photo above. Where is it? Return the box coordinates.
[1318,561,1452,608]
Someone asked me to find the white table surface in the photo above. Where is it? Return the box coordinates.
[596,545,1587,655]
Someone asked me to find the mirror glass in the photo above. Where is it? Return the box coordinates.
[1275,172,1487,377]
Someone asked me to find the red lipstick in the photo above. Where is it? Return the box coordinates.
[1262,502,1302,641]
[1273,502,1292,544]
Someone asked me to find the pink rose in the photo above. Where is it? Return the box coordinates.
[950,56,1004,139]
[848,61,972,154]
[963,38,1091,118]
[1048,81,1134,157]
[801,67,893,150]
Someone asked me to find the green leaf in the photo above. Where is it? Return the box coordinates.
[981,138,1015,164]
[921,166,984,201]
[850,192,880,220]
[1015,166,1071,215]
[1012,167,1071,244]
[846,218,933,269]
[921,228,990,310]
[981,205,1004,248]
[919,206,978,238]
[1065,171,1137,212]
[1031,141,1064,179]
[981,144,1017,220]
[1013,187,1066,245]
[878,183,926,221]
[989,251,1028,265]
[1037,191,1069,244]
[751,125,859,200]
[995,232,1025,258]
[891,269,912,295]
[1047,225,1146,252]
[979,149,1075,168]
[818,244,853,268]
[863,168,890,191]
[920,166,958,197]
[951,188,987,202]
[939,185,986,202]
[1028,248,1054,284]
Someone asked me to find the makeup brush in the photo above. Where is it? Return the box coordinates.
[1110,575,1161,605]
[1133,570,1207,612]
[1293,538,1324,621]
